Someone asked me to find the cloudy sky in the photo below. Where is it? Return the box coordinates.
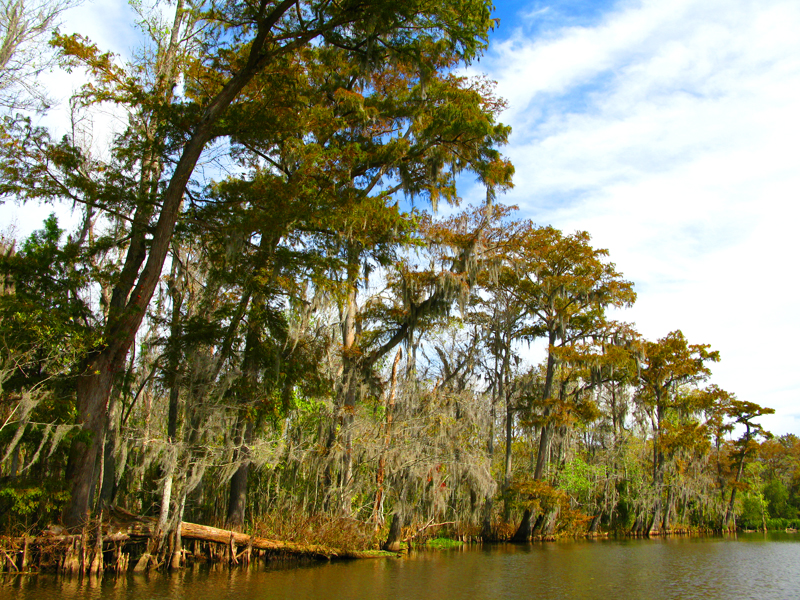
[2,0,798,434]
[465,0,800,435]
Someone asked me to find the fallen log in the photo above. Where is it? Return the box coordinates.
[181,523,337,559]
[110,506,338,559]
[34,532,131,545]
[1,508,396,574]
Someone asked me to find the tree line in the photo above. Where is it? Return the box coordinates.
[0,0,794,552]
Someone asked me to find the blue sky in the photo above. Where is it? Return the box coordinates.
[468,0,800,435]
[492,0,616,37]
[2,0,798,435]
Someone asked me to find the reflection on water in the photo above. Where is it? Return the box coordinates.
[3,533,798,600]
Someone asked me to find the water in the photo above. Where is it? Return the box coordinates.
[3,533,799,600]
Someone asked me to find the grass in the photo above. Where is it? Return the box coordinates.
[425,537,463,550]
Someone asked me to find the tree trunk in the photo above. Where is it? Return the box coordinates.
[337,262,359,515]
[542,506,559,535]
[631,509,644,535]
[724,470,743,529]
[531,512,545,535]
[662,486,675,533]
[99,424,118,508]
[226,420,254,529]
[502,373,513,522]
[481,384,497,540]
[372,349,402,528]
[724,426,751,530]
[512,508,532,541]
[170,494,187,570]
[533,331,557,480]
[65,361,116,527]
[588,512,601,533]
[383,512,404,552]
[648,405,665,536]
[480,497,494,540]
[166,259,184,444]
[648,497,662,536]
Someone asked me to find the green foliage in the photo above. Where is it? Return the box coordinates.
[612,480,636,532]
[0,481,70,532]
[737,492,766,529]
[0,214,98,382]
[763,479,797,519]
[425,537,463,549]
[763,517,800,530]
[560,456,600,502]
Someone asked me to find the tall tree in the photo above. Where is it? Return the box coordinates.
[0,0,499,527]
[507,226,635,482]
[635,330,719,534]
[722,398,774,529]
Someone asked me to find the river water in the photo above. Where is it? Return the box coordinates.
[4,533,798,600]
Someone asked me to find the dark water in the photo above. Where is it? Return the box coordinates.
[4,533,799,600]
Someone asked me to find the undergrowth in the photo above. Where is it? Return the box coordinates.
[252,504,379,553]
[425,537,463,549]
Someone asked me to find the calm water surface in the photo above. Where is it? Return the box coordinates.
[4,533,798,600]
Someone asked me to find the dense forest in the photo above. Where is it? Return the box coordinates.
[0,0,797,570]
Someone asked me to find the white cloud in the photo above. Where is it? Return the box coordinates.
[476,0,800,434]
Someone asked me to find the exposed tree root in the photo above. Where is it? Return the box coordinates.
[0,506,395,575]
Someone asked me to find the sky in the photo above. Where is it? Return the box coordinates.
[468,0,800,435]
[1,0,798,435]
